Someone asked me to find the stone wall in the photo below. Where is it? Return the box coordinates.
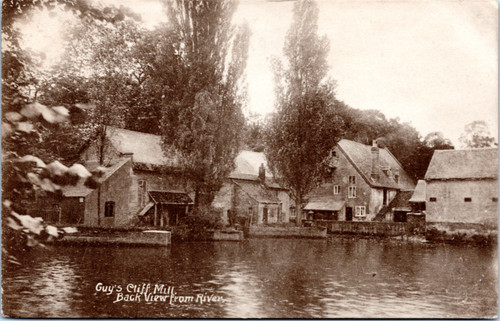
[329,221,408,236]
[247,226,327,238]
[84,159,134,227]
[326,146,395,220]
[425,179,498,226]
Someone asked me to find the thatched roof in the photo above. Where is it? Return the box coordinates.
[425,148,498,180]
[106,127,178,168]
[229,151,287,190]
[338,139,415,190]
[230,150,271,178]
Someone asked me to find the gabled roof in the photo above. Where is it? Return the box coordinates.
[424,148,498,180]
[230,150,272,179]
[105,127,178,167]
[338,139,415,190]
[232,179,281,204]
[409,180,426,203]
[62,158,130,197]
[229,150,287,190]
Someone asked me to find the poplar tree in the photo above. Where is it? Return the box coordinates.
[159,0,250,210]
[265,0,343,225]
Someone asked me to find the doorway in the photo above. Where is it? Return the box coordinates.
[345,207,353,221]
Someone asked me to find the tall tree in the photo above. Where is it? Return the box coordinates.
[158,0,250,209]
[265,0,343,226]
[459,120,497,149]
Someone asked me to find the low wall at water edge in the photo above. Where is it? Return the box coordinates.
[59,230,171,246]
[211,230,244,241]
[328,221,408,236]
[246,226,327,238]
[425,222,497,245]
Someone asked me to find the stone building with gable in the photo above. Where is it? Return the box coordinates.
[304,139,415,222]
[212,150,293,225]
[423,148,498,227]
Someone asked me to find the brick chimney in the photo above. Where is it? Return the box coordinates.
[258,163,266,183]
[371,140,379,180]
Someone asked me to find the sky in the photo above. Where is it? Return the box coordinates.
[18,0,498,146]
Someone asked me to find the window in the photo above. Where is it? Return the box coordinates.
[348,186,356,198]
[493,197,498,202]
[355,206,366,217]
[394,174,399,184]
[348,175,356,185]
[429,197,437,202]
[138,180,147,207]
[333,185,341,195]
[331,150,337,157]
[105,201,115,217]
[464,197,472,202]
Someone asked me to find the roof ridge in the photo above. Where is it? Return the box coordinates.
[107,126,161,139]
[435,147,498,152]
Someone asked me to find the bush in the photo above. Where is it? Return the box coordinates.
[172,206,224,241]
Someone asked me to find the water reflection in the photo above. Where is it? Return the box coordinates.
[2,238,497,318]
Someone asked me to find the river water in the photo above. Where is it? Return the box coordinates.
[2,238,498,318]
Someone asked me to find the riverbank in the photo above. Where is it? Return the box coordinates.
[425,222,497,246]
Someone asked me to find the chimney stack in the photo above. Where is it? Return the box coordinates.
[258,163,266,183]
[371,140,379,179]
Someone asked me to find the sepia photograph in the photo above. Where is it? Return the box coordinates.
[1,0,498,318]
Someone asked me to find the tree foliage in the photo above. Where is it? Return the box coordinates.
[459,120,497,149]
[1,0,131,257]
[158,0,250,208]
[265,0,343,225]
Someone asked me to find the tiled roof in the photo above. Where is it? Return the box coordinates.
[233,179,281,204]
[338,139,415,190]
[424,148,498,180]
[148,190,193,205]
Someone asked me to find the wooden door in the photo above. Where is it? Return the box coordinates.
[345,207,353,221]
